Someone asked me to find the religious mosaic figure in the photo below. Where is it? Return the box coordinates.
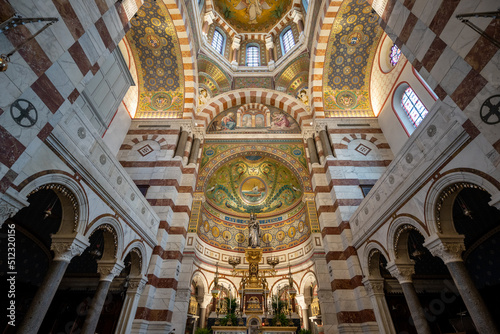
[235,0,271,24]
[221,112,237,130]
[248,212,260,248]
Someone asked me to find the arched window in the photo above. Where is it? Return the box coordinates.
[302,0,308,12]
[246,44,260,67]
[212,29,225,55]
[281,27,295,54]
[401,86,428,128]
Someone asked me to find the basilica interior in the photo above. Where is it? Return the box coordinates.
[0,0,499,333]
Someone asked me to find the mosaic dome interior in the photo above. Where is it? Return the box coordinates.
[204,154,303,218]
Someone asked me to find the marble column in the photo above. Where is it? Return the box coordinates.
[175,130,189,158]
[81,260,124,334]
[231,36,241,70]
[307,137,319,164]
[292,10,305,41]
[189,138,201,165]
[114,276,147,334]
[362,277,396,334]
[315,135,325,164]
[18,236,88,333]
[387,262,431,334]
[425,235,499,334]
[265,35,275,70]
[319,129,334,158]
[295,294,310,330]
[183,135,193,165]
[198,293,212,328]
[202,11,215,36]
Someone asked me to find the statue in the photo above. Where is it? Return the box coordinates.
[248,212,260,248]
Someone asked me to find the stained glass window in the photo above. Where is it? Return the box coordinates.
[389,44,401,66]
[212,30,224,55]
[246,45,260,66]
[282,28,295,54]
[401,87,428,128]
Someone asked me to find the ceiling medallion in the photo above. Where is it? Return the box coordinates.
[10,99,38,128]
[480,95,500,125]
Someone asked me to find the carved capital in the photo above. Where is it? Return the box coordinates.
[294,294,307,309]
[232,35,241,50]
[97,260,125,281]
[362,277,385,296]
[0,191,29,226]
[292,9,303,23]
[386,262,415,284]
[128,276,148,294]
[193,192,206,202]
[51,236,88,263]
[204,11,215,24]
[0,203,20,225]
[302,127,315,140]
[424,234,465,264]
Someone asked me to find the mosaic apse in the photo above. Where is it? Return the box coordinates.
[204,155,303,217]
[323,0,382,117]
[214,0,293,33]
[127,0,184,118]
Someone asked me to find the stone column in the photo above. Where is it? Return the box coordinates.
[175,130,189,158]
[315,135,325,164]
[307,137,319,164]
[295,294,310,330]
[425,235,499,334]
[265,35,275,70]
[202,11,215,36]
[231,35,241,70]
[198,293,212,328]
[18,235,89,333]
[114,276,148,334]
[362,277,396,334]
[319,129,334,158]
[81,260,124,334]
[387,262,431,334]
[170,256,196,333]
[189,138,201,165]
[183,134,193,165]
[292,10,305,41]
[312,255,338,332]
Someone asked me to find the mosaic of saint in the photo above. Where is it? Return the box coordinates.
[127,0,184,118]
[322,0,382,117]
[214,0,293,33]
[204,155,303,217]
[207,106,300,133]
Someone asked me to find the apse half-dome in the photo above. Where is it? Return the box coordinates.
[204,154,303,218]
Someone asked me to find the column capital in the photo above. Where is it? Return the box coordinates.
[292,9,303,23]
[198,293,213,308]
[128,276,148,294]
[265,35,274,50]
[295,294,308,309]
[386,261,415,284]
[204,11,215,25]
[0,190,29,226]
[232,35,241,50]
[51,234,89,263]
[362,277,385,296]
[424,234,465,264]
[97,259,125,281]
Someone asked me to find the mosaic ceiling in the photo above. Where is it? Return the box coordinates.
[323,0,382,117]
[275,53,309,95]
[214,0,293,33]
[198,55,232,96]
[127,0,184,118]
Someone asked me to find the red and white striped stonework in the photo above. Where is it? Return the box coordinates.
[310,123,393,327]
[0,0,137,195]
[310,0,343,118]
[369,0,500,153]
[118,125,198,330]
[196,89,311,126]
[162,0,197,120]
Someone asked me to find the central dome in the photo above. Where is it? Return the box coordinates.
[204,154,303,217]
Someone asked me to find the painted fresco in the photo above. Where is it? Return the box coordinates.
[127,0,184,118]
[214,0,293,33]
[323,0,382,117]
[204,155,303,217]
[207,106,300,133]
